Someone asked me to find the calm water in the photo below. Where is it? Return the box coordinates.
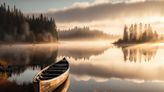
[0,41,164,92]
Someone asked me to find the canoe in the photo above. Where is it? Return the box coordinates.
[33,58,70,92]
[53,78,70,92]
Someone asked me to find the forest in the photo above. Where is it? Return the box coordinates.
[0,3,58,43]
[115,23,159,44]
[58,26,118,40]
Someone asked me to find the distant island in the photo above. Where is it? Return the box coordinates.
[114,23,160,44]
[58,27,118,41]
[0,3,58,43]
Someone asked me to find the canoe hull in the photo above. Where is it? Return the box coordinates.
[33,58,70,92]
[39,68,69,92]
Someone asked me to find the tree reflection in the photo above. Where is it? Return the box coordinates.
[0,78,34,92]
[121,45,158,62]
[0,77,70,92]
[0,45,58,78]
[59,45,110,60]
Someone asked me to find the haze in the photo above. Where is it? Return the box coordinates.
[1,0,164,34]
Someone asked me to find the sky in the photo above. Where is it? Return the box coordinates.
[0,0,164,34]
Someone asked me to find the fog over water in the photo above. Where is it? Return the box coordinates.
[0,41,164,92]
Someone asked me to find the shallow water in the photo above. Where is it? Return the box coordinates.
[0,41,164,92]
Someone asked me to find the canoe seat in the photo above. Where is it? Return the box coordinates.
[34,58,69,81]
[48,67,68,70]
[41,74,59,77]
[45,69,66,72]
[43,70,65,74]
[39,77,53,80]
[52,64,68,67]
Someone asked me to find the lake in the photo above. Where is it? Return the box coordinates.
[0,41,164,92]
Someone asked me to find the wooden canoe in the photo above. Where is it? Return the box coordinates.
[53,78,70,92]
[33,58,70,92]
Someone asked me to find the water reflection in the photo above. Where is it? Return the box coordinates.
[58,41,111,60]
[118,44,158,62]
[68,43,164,82]
[0,44,58,91]
[0,78,34,92]
[0,77,70,92]
[70,62,164,81]
[69,75,164,92]
[0,42,113,92]
[0,45,58,66]
[0,42,164,92]
[0,45,58,75]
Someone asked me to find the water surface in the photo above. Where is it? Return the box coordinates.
[0,41,164,92]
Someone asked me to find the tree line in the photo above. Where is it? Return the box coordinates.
[116,23,159,43]
[58,26,118,40]
[0,3,58,43]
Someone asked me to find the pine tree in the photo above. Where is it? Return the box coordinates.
[123,25,128,42]
[0,3,58,43]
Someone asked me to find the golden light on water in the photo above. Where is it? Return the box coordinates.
[54,41,164,84]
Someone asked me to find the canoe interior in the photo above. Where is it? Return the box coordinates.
[37,59,69,81]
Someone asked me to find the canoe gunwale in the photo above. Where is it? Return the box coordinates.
[33,60,69,82]
[40,67,69,83]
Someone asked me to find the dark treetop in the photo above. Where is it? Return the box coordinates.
[0,3,58,43]
[114,23,159,44]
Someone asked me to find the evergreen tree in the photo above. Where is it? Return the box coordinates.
[117,23,159,43]
[0,3,58,43]
[129,24,133,41]
[139,23,142,41]
[123,25,128,42]
[133,24,137,41]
